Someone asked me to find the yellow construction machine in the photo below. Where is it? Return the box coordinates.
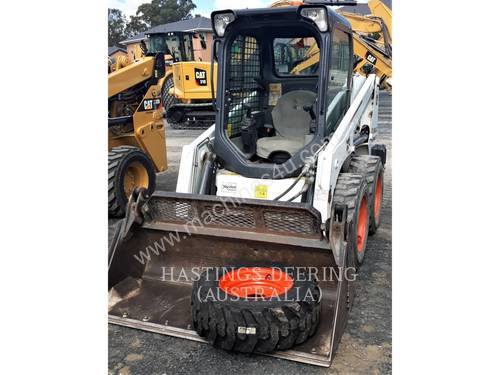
[108,54,132,73]
[339,0,392,91]
[108,31,220,216]
[108,52,168,217]
[110,31,218,129]
[272,0,392,91]
[146,30,218,129]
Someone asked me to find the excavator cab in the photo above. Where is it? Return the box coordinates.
[147,31,195,62]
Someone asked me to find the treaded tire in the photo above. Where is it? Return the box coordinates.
[332,173,370,270]
[108,146,155,218]
[162,75,179,116]
[348,155,384,235]
[191,265,321,353]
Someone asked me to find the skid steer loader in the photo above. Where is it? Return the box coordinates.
[109,1,387,367]
[108,52,168,217]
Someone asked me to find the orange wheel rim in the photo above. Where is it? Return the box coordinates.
[357,196,368,253]
[219,267,293,298]
[374,175,382,221]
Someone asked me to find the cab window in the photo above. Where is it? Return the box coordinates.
[326,29,351,133]
[273,37,319,76]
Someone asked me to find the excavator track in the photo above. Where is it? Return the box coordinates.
[165,103,215,130]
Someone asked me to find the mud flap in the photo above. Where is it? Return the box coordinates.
[108,191,350,367]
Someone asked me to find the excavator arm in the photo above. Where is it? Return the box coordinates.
[352,32,392,91]
[272,0,392,91]
[368,0,392,42]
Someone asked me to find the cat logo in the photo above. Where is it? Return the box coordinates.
[365,51,377,65]
[140,98,161,112]
[195,68,207,86]
[144,100,153,110]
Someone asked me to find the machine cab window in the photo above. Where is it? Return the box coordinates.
[326,29,351,133]
[213,7,355,181]
[222,31,320,166]
[273,37,319,76]
[147,32,195,62]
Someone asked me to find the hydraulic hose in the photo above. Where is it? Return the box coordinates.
[286,176,314,202]
[273,167,309,201]
[210,39,220,112]
[272,140,328,202]
[353,133,369,147]
[198,152,215,195]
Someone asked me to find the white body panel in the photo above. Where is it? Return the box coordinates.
[176,126,215,193]
[313,75,379,220]
[216,169,305,202]
[176,74,380,225]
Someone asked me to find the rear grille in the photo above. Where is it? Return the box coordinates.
[146,194,322,239]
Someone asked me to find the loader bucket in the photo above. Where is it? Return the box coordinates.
[108,191,350,367]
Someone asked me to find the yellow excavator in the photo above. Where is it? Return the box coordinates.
[146,30,218,129]
[339,0,392,91]
[272,0,392,91]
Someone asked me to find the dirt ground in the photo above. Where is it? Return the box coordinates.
[108,92,392,374]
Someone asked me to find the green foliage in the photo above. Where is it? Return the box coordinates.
[135,0,197,27]
[108,0,198,47]
[108,8,127,47]
[125,15,149,37]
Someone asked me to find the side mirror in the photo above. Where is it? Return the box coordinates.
[140,40,148,56]
[200,34,207,50]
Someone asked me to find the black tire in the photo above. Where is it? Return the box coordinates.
[191,265,321,353]
[348,155,384,235]
[108,146,155,218]
[332,173,370,270]
[162,75,179,115]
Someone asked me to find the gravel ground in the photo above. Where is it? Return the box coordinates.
[108,92,392,374]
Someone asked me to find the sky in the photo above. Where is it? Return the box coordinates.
[108,0,371,18]
[108,0,270,18]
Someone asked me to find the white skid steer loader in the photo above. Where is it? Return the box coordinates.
[109,1,387,367]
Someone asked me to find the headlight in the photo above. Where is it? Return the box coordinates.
[300,7,328,32]
[212,12,236,37]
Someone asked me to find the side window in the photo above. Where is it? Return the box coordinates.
[273,37,319,76]
[226,35,261,137]
[326,29,351,133]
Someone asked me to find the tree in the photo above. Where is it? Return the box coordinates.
[108,1,198,47]
[125,15,149,37]
[135,0,197,27]
[108,8,127,47]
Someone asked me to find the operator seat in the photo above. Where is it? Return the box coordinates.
[256,90,316,160]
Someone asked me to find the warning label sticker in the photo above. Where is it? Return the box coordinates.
[255,185,268,199]
[238,326,256,335]
[268,83,282,106]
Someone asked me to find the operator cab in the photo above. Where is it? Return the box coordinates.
[146,31,196,62]
[212,5,353,179]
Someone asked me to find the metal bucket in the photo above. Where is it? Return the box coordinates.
[108,191,350,367]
